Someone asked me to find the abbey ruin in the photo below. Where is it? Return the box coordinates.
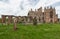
[1,7,59,24]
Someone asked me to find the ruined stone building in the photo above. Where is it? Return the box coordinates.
[28,7,58,23]
[1,7,58,24]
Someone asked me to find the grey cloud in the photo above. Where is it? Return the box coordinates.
[50,2,60,7]
[20,1,24,10]
[19,0,40,10]
[0,0,9,3]
[28,0,40,6]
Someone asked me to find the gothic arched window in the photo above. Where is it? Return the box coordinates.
[50,11,53,18]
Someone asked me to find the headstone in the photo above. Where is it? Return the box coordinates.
[13,17,17,30]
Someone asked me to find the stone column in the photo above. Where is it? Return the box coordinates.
[8,16,12,24]
[23,17,26,23]
[27,17,30,23]
[2,15,6,23]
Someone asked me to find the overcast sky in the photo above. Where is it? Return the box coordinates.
[0,0,60,18]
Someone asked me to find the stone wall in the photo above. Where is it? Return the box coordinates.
[1,7,59,24]
[28,7,58,23]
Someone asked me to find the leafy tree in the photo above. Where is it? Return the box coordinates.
[33,17,37,25]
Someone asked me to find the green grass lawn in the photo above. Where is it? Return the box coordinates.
[0,23,60,39]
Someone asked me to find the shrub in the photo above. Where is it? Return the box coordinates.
[33,17,37,25]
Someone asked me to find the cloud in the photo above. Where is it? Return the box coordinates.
[55,6,60,18]
[20,0,24,10]
[50,2,60,7]
[0,0,60,18]
[28,0,40,6]
[0,0,9,3]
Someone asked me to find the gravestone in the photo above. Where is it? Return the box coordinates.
[13,17,17,30]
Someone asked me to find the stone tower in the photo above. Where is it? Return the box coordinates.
[37,7,44,23]
[44,6,58,23]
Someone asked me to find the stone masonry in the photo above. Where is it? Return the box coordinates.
[1,7,59,24]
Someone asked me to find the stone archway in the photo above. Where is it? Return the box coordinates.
[1,15,13,25]
[50,11,53,23]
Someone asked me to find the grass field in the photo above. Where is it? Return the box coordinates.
[0,23,60,39]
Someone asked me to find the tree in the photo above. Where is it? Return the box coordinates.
[33,17,37,25]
